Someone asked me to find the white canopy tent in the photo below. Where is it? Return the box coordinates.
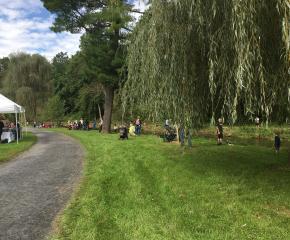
[0,94,26,144]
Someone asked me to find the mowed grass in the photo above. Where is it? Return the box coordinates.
[52,130,290,240]
[0,132,36,163]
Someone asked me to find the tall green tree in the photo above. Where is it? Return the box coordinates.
[42,0,135,133]
[44,95,65,126]
[3,53,52,120]
[51,52,79,114]
[122,0,289,127]
[51,51,104,119]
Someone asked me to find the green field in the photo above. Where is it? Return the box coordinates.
[52,129,290,240]
[0,132,37,163]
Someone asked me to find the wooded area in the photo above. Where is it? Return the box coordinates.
[0,0,289,130]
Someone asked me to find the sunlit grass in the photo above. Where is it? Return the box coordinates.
[51,129,290,240]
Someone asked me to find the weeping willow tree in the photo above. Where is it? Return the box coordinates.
[122,0,289,127]
[3,53,52,120]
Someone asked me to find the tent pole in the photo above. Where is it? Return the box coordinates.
[16,112,18,144]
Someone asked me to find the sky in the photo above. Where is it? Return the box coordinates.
[0,0,147,60]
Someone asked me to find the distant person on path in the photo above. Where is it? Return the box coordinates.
[216,118,223,145]
[0,120,4,140]
[274,133,281,153]
[135,117,142,135]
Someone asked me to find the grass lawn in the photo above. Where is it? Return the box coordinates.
[197,125,290,140]
[0,132,36,163]
[51,129,290,240]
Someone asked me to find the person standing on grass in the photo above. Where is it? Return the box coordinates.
[165,119,170,128]
[216,118,223,145]
[0,120,4,141]
[135,116,142,135]
[255,116,260,128]
[274,133,281,153]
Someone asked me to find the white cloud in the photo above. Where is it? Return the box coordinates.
[132,0,149,12]
[0,0,81,60]
[0,0,148,60]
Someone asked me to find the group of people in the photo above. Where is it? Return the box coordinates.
[0,119,21,143]
[44,114,283,153]
[119,117,142,140]
[67,119,92,131]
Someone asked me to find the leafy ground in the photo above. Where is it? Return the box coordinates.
[51,129,290,240]
[0,132,36,163]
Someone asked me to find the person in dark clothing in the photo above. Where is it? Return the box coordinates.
[0,120,4,141]
[163,127,176,142]
[216,118,223,145]
[119,126,128,140]
[274,134,281,153]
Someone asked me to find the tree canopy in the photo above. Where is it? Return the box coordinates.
[42,0,134,132]
[122,0,289,127]
[2,53,52,120]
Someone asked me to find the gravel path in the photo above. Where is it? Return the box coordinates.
[0,129,83,240]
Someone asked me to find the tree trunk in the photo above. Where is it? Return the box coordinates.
[102,85,114,133]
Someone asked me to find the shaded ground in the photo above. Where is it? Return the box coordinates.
[0,129,83,240]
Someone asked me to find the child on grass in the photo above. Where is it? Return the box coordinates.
[216,118,223,145]
[129,122,136,136]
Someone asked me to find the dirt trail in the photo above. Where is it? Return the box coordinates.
[0,129,83,240]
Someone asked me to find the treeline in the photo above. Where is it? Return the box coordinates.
[0,52,106,124]
[122,0,289,127]
[1,0,289,131]
[0,53,51,120]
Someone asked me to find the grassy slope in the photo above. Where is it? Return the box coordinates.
[52,130,290,240]
[0,132,36,163]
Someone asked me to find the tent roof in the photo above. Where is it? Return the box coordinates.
[0,94,25,113]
